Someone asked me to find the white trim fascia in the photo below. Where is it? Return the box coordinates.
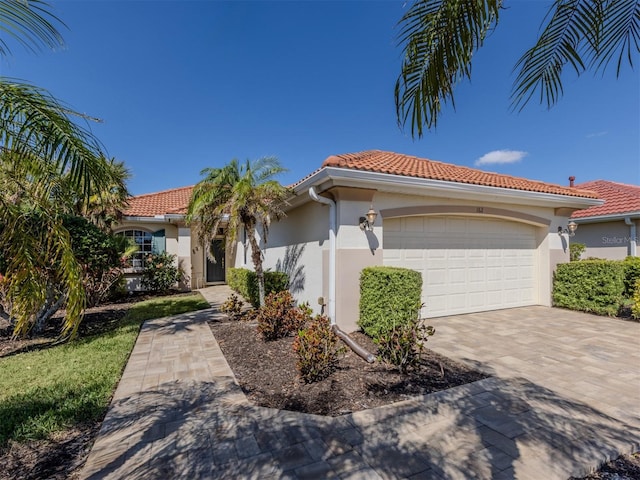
[121,215,178,223]
[293,167,603,209]
[572,212,640,223]
[122,213,229,223]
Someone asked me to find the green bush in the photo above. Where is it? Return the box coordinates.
[141,252,184,292]
[375,313,435,373]
[553,260,625,316]
[255,291,310,341]
[569,242,586,262]
[220,293,244,321]
[359,267,423,338]
[631,280,640,319]
[227,267,288,307]
[623,256,640,297]
[293,315,344,383]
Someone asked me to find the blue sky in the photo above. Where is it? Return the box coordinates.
[1,0,638,195]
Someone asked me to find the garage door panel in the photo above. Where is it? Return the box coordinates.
[384,216,538,318]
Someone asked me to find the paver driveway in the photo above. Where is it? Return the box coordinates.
[81,289,640,480]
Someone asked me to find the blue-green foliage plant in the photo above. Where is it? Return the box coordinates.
[552,260,625,316]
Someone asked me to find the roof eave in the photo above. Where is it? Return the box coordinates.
[572,211,640,223]
[292,167,602,208]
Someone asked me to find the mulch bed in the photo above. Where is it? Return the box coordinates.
[209,318,488,416]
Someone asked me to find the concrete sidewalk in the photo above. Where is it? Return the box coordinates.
[81,288,640,479]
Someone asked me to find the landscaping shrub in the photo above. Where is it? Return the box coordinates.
[623,256,640,297]
[553,260,625,316]
[227,267,288,307]
[141,252,184,292]
[632,280,640,320]
[255,291,310,340]
[293,315,344,383]
[220,293,244,321]
[374,305,435,373]
[359,266,422,338]
[569,242,586,262]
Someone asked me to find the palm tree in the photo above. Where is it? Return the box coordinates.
[395,0,640,138]
[187,157,291,307]
[0,1,113,338]
[69,157,131,231]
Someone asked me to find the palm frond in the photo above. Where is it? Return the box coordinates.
[592,0,640,74]
[0,79,109,199]
[0,0,64,56]
[511,0,639,111]
[395,0,502,138]
[0,202,84,338]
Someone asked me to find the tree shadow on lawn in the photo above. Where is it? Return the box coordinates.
[82,373,640,479]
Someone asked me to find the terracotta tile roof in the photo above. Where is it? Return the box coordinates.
[320,150,599,198]
[571,180,640,219]
[126,151,602,217]
[124,185,193,217]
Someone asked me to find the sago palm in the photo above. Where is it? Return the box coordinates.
[187,157,291,307]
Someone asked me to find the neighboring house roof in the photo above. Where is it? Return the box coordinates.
[571,180,640,219]
[317,150,599,198]
[124,185,193,217]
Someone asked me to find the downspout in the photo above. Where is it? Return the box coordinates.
[308,187,375,364]
[625,217,637,256]
[309,187,336,324]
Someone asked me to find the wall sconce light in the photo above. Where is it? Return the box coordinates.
[558,221,578,236]
[359,207,378,232]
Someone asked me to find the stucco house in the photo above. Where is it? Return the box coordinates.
[569,180,640,260]
[116,150,601,332]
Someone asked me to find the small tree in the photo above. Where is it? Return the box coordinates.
[64,215,123,307]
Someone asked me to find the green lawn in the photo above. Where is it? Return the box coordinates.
[0,293,210,447]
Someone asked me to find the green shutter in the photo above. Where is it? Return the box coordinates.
[152,229,166,254]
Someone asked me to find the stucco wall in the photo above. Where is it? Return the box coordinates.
[260,201,330,314]
[572,220,638,260]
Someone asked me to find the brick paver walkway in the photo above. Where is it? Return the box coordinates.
[81,288,640,479]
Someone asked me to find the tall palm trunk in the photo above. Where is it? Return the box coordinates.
[245,222,266,307]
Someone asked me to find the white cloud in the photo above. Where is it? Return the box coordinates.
[475,149,528,166]
[586,131,608,138]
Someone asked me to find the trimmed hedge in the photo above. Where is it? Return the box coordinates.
[358,266,422,338]
[553,260,624,316]
[623,256,640,297]
[227,267,289,307]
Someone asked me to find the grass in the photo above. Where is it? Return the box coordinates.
[0,292,210,447]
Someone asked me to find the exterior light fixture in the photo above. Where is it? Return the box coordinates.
[359,207,378,232]
[558,221,578,237]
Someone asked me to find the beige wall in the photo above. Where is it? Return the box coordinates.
[259,201,330,313]
[572,220,638,260]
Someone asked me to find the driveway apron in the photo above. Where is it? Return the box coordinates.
[81,289,640,479]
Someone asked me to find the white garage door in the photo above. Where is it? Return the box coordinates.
[384,216,538,318]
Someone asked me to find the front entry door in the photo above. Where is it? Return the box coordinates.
[206,239,225,283]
